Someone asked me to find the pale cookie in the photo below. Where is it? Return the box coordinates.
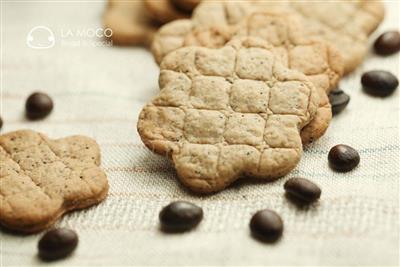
[0,130,109,233]
[153,0,384,73]
[197,0,385,74]
[138,38,320,193]
[153,12,344,144]
[185,12,344,93]
[152,19,198,63]
[103,0,157,46]
[144,0,189,24]
[151,1,254,63]
[171,0,201,13]
[260,0,384,74]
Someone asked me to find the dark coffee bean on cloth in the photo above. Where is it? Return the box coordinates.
[328,144,360,172]
[361,71,398,97]
[374,31,400,55]
[25,92,54,120]
[38,228,78,261]
[250,209,283,243]
[159,201,203,232]
[328,89,350,115]
[284,177,321,204]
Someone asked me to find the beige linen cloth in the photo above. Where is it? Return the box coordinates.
[1,1,399,266]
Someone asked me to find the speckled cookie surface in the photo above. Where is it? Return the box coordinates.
[0,130,109,233]
[138,38,320,193]
[153,12,343,144]
[151,0,254,64]
[152,19,196,63]
[103,0,157,46]
[257,0,384,74]
[186,12,343,91]
[152,0,384,73]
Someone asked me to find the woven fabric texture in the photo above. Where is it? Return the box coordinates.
[1,1,399,266]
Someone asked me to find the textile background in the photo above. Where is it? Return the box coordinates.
[1,1,399,266]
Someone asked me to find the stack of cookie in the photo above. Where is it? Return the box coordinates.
[106,0,384,193]
[103,0,201,46]
[151,0,384,74]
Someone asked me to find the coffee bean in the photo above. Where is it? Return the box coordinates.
[38,228,78,261]
[250,209,283,242]
[159,201,203,232]
[0,116,3,130]
[328,144,360,172]
[361,70,398,97]
[328,89,350,115]
[374,31,400,55]
[25,92,53,120]
[284,177,321,204]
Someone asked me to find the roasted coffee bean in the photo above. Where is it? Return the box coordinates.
[374,31,400,55]
[25,92,53,120]
[0,116,3,130]
[159,201,203,232]
[361,70,398,97]
[284,177,321,204]
[38,228,78,261]
[328,89,350,115]
[328,144,360,172]
[250,209,283,242]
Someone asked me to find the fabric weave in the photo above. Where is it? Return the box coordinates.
[1,1,399,266]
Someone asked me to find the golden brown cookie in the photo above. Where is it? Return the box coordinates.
[0,130,109,233]
[144,0,189,24]
[152,12,344,144]
[196,0,385,74]
[103,0,157,46]
[153,0,384,74]
[185,12,343,94]
[138,37,320,193]
[151,19,196,62]
[277,1,384,74]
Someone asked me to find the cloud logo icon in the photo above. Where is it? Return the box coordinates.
[27,26,55,49]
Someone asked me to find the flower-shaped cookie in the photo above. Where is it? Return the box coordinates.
[0,130,108,233]
[152,0,383,74]
[138,38,319,193]
[152,11,344,144]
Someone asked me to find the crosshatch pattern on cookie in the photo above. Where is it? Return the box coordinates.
[286,1,384,73]
[0,130,108,233]
[287,1,384,38]
[191,0,383,38]
[152,0,382,74]
[152,12,339,145]
[138,38,319,193]
[184,12,343,93]
[190,0,383,73]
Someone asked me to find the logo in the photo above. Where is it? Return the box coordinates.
[26,26,113,49]
[26,26,55,49]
